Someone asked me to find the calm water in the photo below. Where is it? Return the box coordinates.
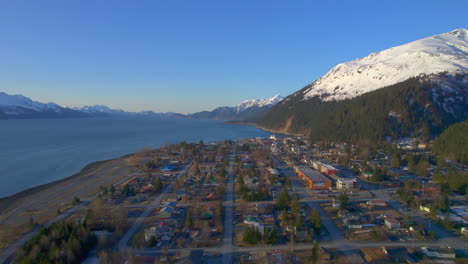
[0,118,270,198]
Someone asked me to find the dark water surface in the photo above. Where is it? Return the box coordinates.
[0,118,270,197]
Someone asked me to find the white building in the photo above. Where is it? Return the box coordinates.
[336,178,357,190]
[421,247,455,259]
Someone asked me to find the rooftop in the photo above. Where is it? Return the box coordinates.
[297,167,330,182]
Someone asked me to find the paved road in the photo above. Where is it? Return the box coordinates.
[135,239,444,255]
[0,171,137,264]
[221,144,236,264]
[117,162,192,252]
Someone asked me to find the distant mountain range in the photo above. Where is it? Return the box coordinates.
[0,92,184,119]
[0,92,283,120]
[258,28,468,141]
[188,94,283,120]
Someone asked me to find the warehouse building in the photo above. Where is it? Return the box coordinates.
[296,167,332,189]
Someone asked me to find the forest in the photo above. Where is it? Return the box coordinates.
[432,120,468,165]
[259,73,467,143]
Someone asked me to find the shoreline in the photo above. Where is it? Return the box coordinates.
[0,152,133,212]
[223,120,306,137]
[0,120,294,205]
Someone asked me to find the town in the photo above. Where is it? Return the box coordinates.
[2,135,468,264]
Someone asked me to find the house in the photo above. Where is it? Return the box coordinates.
[161,165,174,172]
[346,220,363,230]
[419,203,431,213]
[199,163,216,173]
[215,154,223,162]
[362,172,373,179]
[381,247,409,262]
[176,189,187,200]
[163,193,178,203]
[244,217,265,234]
[421,247,456,259]
[144,227,157,242]
[156,206,173,219]
[206,192,216,200]
[384,217,400,230]
[367,199,387,207]
[164,201,177,209]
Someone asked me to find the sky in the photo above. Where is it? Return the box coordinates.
[0,0,466,113]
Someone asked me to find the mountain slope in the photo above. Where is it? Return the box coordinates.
[0,92,88,118]
[432,120,468,164]
[0,92,182,119]
[259,28,468,142]
[299,28,467,101]
[190,94,283,120]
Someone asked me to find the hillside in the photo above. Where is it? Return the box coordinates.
[432,120,468,164]
[259,73,467,142]
[258,28,468,142]
[301,28,467,101]
[190,94,283,120]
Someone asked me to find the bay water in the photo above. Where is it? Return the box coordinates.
[0,118,270,197]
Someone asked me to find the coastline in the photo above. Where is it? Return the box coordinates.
[0,156,120,210]
[0,151,137,250]
[0,120,287,206]
[224,120,306,137]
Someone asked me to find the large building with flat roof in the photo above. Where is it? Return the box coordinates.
[296,167,331,189]
[312,161,339,175]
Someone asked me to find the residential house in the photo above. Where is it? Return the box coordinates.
[381,247,409,263]
[421,247,456,259]
[367,199,387,207]
[163,193,178,203]
[156,206,173,220]
[384,217,400,230]
[144,226,157,242]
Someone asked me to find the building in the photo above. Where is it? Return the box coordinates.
[244,217,265,234]
[421,247,456,259]
[381,247,409,263]
[297,167,331,189]
[199,163,216,173]
[144,227,157,242]
[384,217,400,230]
[312,161,339,175]
[367,199,387,207]
[321,163,339,175]
[336,178,358,190]
[156,206,173,219]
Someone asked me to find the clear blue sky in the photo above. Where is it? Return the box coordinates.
[0,0,466,113]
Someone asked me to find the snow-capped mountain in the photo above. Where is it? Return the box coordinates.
[0,92,182,119]
[236,94,284,112]
[0,92,63,113]
[0,92,88,118]
[259,29,468,141]
[190,94,283,120]
[300,28,467,101]
[74,105,127,115]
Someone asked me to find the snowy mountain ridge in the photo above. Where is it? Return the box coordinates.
[301,28,468,101]
[0,92,63,113]
[236,94,284,112]
[189,94,284,120]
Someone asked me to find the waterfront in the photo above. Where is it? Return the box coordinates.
[0,117,270,197]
